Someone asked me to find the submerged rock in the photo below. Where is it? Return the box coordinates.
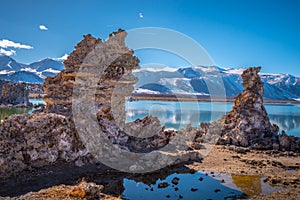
[194,67,300,152]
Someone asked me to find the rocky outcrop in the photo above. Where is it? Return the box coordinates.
[194,67,300,152]
[0,113,93,177]
[43,29,197,153]
[0,30,198,177]
[0,80,30,106]
[43,29,139,118]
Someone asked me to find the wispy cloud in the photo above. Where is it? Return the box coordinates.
[0,48,16,56]
[0,39,33,56]
[39,25,48,31]
[0,39,33,49]
[139,12,144,18]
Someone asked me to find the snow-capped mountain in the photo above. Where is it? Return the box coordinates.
[0,55,27,72]
[133,66,300,100]
[1,54,299,101]
[0,55,64,83]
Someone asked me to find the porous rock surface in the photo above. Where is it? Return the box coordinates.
[0,113,92,177]
[195,67,300,152]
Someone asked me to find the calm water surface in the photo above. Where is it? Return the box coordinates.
[126,101,300,137]
[123,171,283,200]
[0,99,45,121]
[1,99,299,137]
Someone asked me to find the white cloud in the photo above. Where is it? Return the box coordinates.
[139,12,144,18]
[0,39,33,49]
[0,48,16,56]
[39,25,48,31]
[53,53,69,61]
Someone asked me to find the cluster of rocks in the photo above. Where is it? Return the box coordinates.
[0,30,197,177]
[0,80,31,107]
[194,67,300,152]
[26,83,44,98]
[1,30,299,178]
[0,113,93,177]
[44,29,182,152]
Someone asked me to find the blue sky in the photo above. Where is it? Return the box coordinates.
[0,0,299,76]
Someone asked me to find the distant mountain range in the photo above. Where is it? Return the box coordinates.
[1,55,299,100]
[0,55,64,83]
[133,66,300,101]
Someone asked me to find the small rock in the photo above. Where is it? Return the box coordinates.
[172,177,180,185]
[158,182,169,188]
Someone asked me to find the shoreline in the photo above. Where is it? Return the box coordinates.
[0,145,298,199]
[28,93,300,104]
[131,94,300,104]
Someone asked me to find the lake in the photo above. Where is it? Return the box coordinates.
[0,99,299,137]
[0,99,45,122]
[126,100,300,137]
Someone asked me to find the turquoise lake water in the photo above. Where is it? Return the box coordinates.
[0,99,299,137]
[126,100,300,137]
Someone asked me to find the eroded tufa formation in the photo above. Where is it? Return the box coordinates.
[220,67,279,147]
[196,67,300,152]
[0,30,198,177]
[44,29,140,118]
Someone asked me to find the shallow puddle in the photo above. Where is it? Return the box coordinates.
[122,171,283,200]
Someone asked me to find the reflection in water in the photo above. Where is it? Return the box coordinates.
[123,172,245,200]
[1,100,299,137]
[0,107,30,121]
[269,114,300,137]
[126,101,300,137]
[123,171,283,200]
[0,99,45,121]
[231,175,262,196]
